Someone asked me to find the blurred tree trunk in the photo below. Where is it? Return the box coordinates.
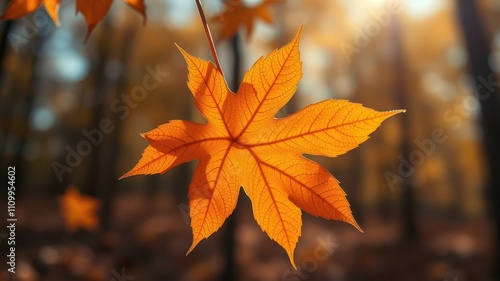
[0,0,10,66]
[0,21,11,71]
[391,15,418,242]
[457,1,500,279]
[83,20,112,197]
[101,25,136,231]
[0,16,44,193]
[10,39,42,194]
[0,19,13,169]
[0,16,16,171]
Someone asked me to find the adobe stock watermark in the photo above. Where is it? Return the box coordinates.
[282,235,339,281]
[51,65,170,182]
[7,0,71,53]
[339,0,403,63]
[384,128,448,191]
[384,74,500,191]
[110,267,135,281]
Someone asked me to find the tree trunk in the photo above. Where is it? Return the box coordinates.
[82,20,112,197]
[101,26,136,231]
[457,1,500,279]
[0,20,14,169]
[391,15,418,241]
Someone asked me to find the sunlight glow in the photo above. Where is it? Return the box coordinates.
[163,0,195,27]
[402,0,450,19]
[422,72,455,101]
[363,0,389,8]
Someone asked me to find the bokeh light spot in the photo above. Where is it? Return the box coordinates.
[31,107,56,131]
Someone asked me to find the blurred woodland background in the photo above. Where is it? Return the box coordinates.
[1,0,500,280]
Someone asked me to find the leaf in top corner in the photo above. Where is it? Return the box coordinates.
[0,0,61,25]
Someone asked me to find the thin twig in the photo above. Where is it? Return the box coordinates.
[195,0,223,75]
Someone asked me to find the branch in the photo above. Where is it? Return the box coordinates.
[195,0,224,75]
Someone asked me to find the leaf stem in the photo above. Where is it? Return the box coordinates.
[195,0,223,75]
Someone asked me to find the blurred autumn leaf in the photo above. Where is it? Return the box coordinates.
[212,0,282,40]
[0,0,146,41]
[59,186,100,232]
[77,0,145,41]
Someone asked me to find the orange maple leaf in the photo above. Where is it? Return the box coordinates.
[59,186,100,232]
[212,0,281,40]
[120,25,404,267]
[0,0,146,41]
[0,0,61,25]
